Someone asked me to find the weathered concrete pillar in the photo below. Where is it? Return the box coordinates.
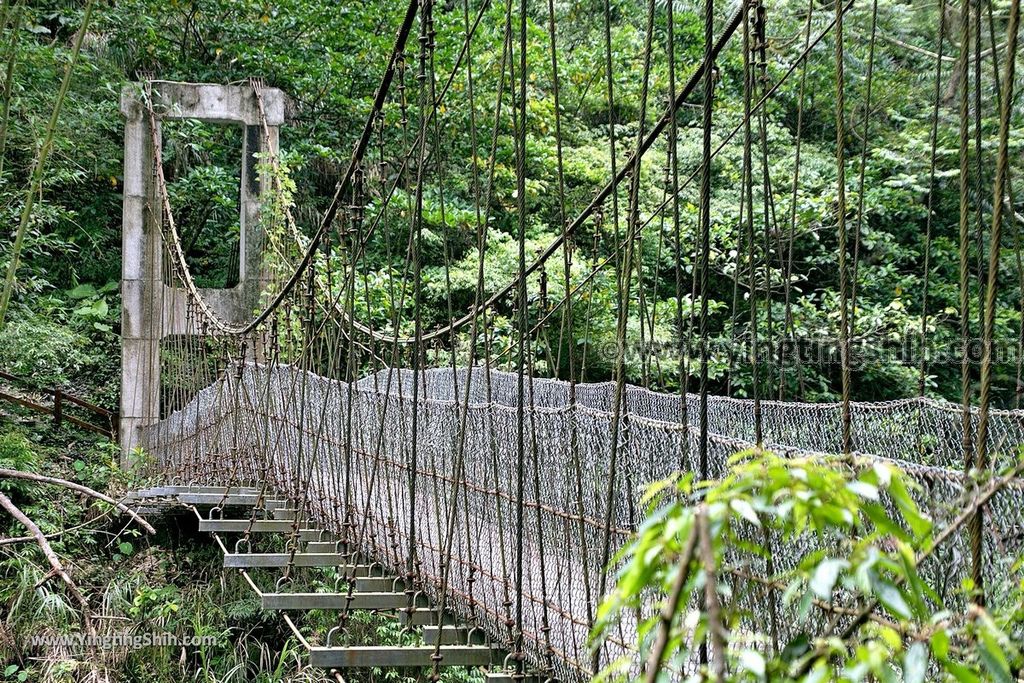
[120,89,162,458]
[119,82,287,460]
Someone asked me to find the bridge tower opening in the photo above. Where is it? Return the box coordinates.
[119,81,287,459]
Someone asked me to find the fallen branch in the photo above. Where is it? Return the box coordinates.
[0,468,155,535]
[0,491,97,640]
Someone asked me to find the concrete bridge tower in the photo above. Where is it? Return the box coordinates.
[119,82,287,459]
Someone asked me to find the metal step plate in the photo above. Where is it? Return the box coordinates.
[304,541,342,553]
[399,608,455,626]
[130,506,167,515]
[485,673,542,683]
[148,486,261,496]
[422,626,473,646]
[261,591,418,611]
[197,519,317,534]
[177,493,287,507]
[222,553,365,569]
[353,576,403,592]
[309,645,498,668]
[271,508,308,521]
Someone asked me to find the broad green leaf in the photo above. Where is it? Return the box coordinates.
[846,480,879,500]
[68,284,96,299]
[942,661,981,683]
[977,622,1012,683]
[738,649,765,678]
[781,633,810,663]
[930,629,949,660]
[872,578,912,620]
[863,503,912,543]
[888,475,932,538]
[810,558,848,600]
[730,499,761,526]
[904,642,927,683]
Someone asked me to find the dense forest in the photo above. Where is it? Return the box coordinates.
[0,0,1021,405]
[1,0,1023,680]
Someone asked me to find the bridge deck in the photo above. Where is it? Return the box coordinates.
[129,487,527,675]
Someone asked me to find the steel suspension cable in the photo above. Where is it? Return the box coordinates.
[593,0,657,670]
[919,0,948,399]
[545,0,597,656]
[406,0,434,602]
[850,0,879,337]
[955,0,978,590]
[485,3,853,375]
[973,0,1020,599]
[511,0,529,669]
[835,0,853,455]
[743,0,762,445]
[984,0,1024,411]
[697,0,716,485]
[667,0,692,468]
[311,7,746,349]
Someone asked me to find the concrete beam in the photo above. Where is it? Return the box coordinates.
[144,81,287,125]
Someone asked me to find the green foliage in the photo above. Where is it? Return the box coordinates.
[0,0,1021,404]
[1,0,1023,678]
[0,429,38,473]
[595,450,1024,681]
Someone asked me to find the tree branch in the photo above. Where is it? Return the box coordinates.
[698,510,727,680]
[0,491,97,641]
[644,520,699,683]
[791,458,1024,677]
[0,468,156,534]
[0,512,110,547]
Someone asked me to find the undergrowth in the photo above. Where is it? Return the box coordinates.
[0,422,483,683]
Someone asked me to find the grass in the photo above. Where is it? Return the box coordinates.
[0,422,486,683]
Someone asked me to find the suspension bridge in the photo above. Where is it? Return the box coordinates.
[117,0,1023,678]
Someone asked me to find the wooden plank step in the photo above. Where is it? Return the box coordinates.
[309,645,498,668]
[354,576,403,592]
[223,553,365,569]
[261,591,418,611]
[422,626,473,646]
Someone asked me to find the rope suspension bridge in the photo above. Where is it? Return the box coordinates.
[116,0,1023,678]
